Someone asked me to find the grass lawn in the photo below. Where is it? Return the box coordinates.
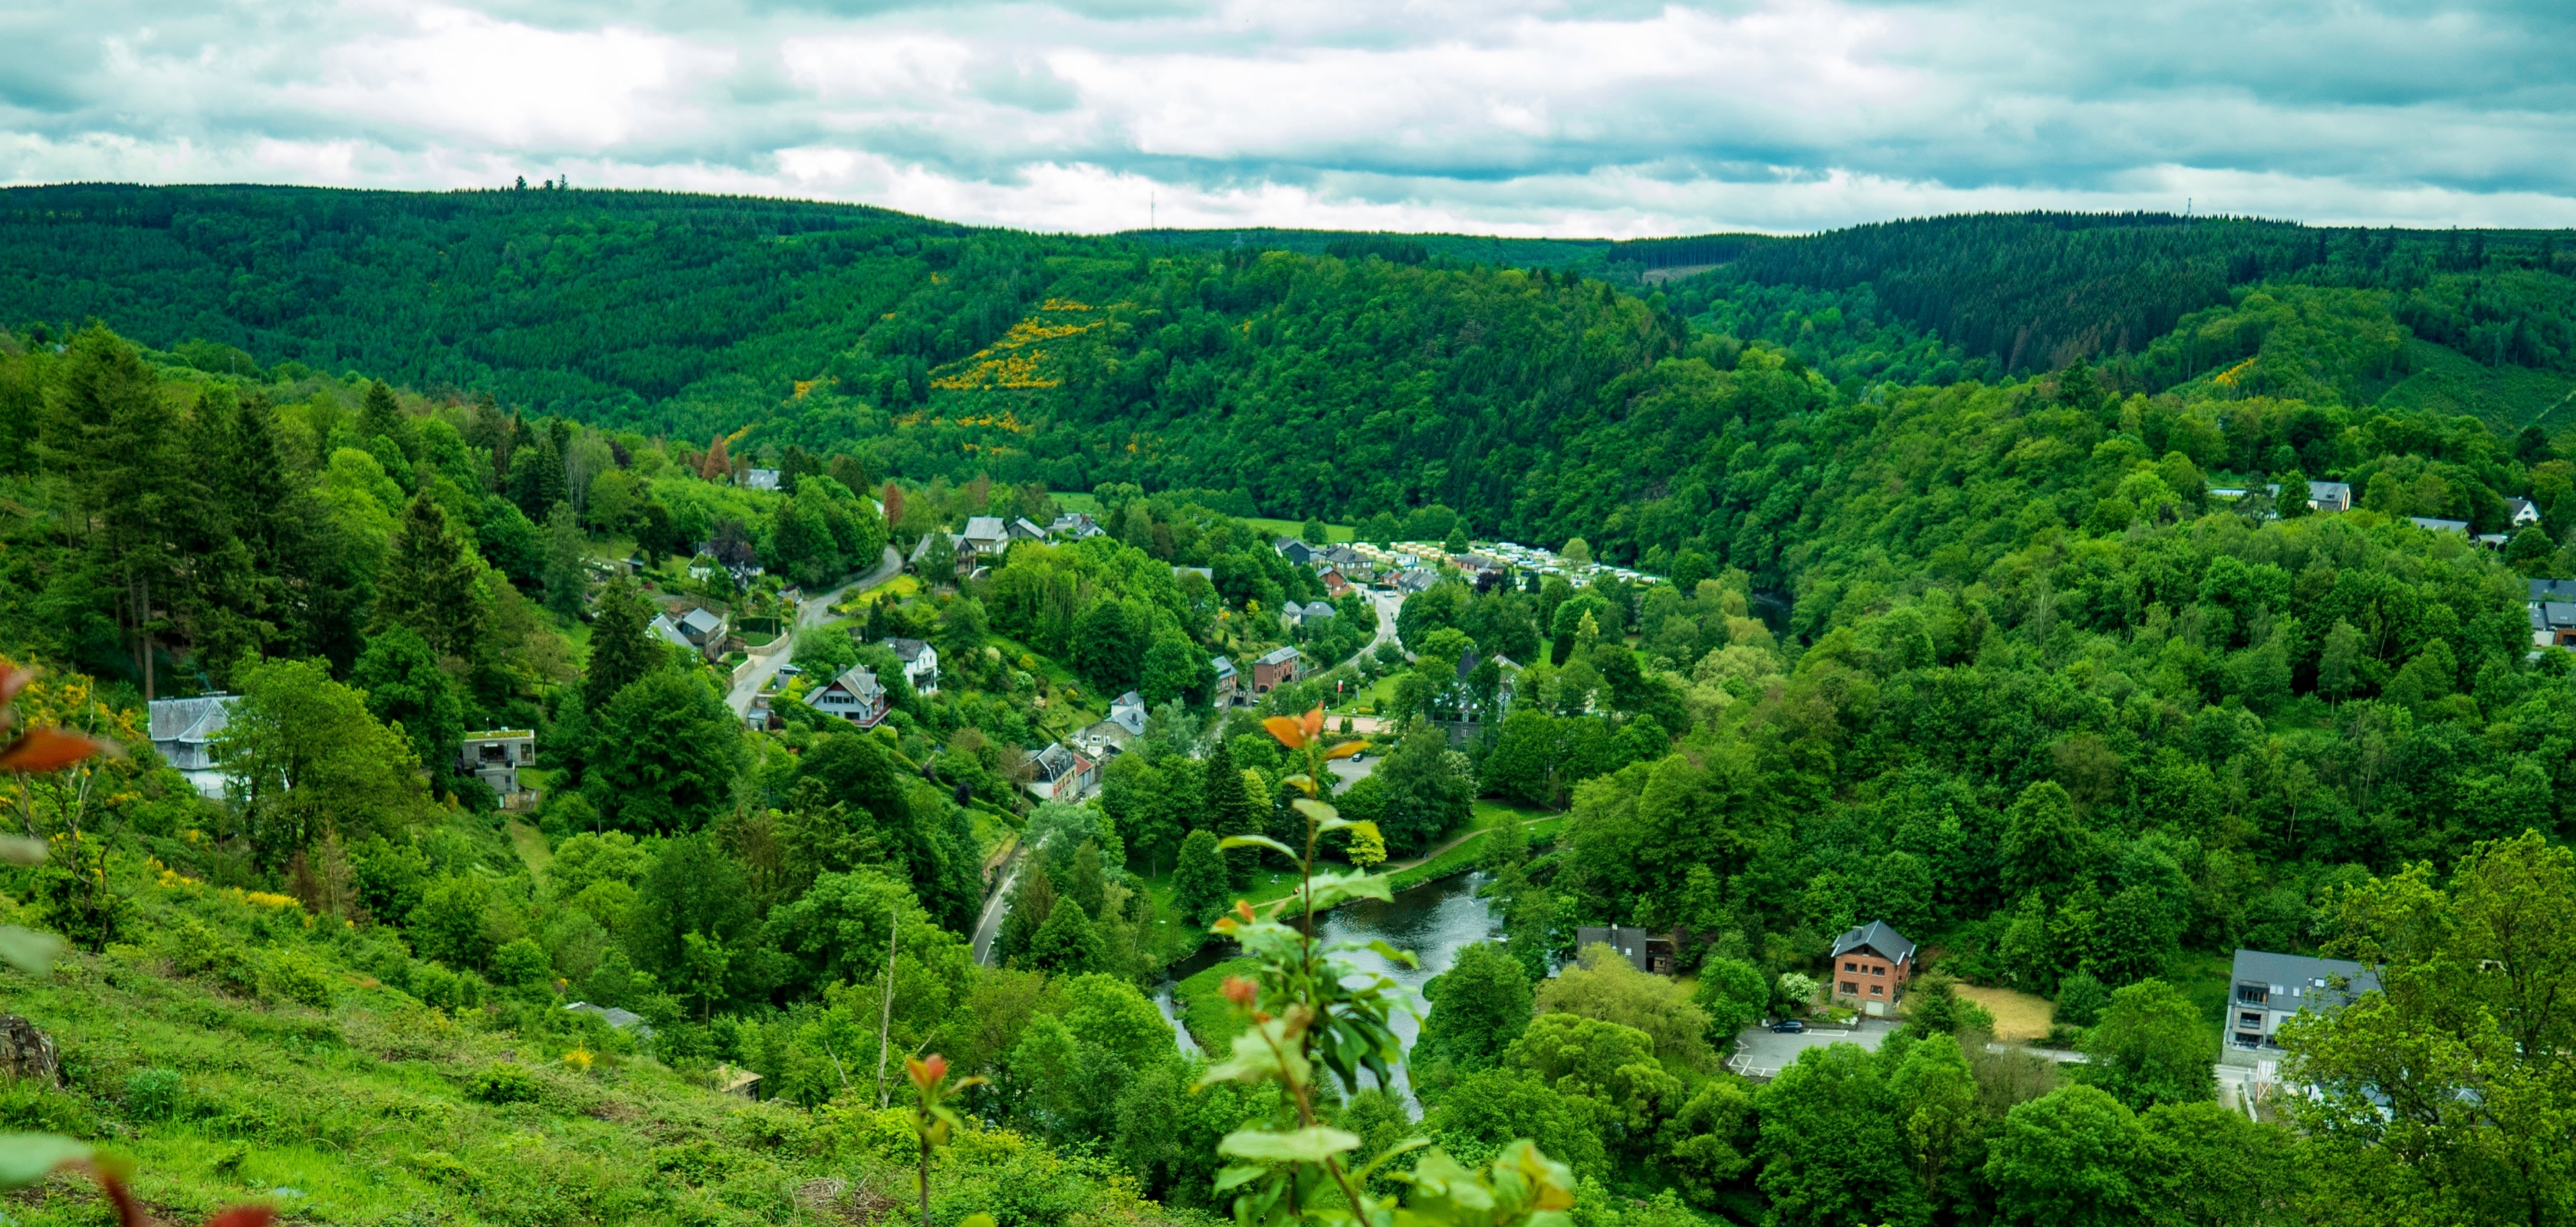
[834,573,918,612]
[1380,808,1565,894]
[1954,984,2054,1041]
[1173,958,1260,1051]
[2162,948,2238,1051]
[503,819,552,877]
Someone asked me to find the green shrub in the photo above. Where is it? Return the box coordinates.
[258,947,340,1008]
[491,937,553,988]
[2054,971,2111,1027]
[470,1062,541,1104]
[123,1067,183,1121]
[163,918,260,996]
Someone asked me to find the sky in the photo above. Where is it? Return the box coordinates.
[2,0,2571,237]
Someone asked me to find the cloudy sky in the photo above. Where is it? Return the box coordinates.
[1,0,2570,236]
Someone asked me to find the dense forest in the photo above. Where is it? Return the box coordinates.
[0,187,2570,1227]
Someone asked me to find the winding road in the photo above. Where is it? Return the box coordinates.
[727,544,903,716]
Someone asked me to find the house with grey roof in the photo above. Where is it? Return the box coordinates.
[1046,512,1106,541]
[2226,949,2378,1058]
[1109,690,1149,737]
[1276,539,1319,567]
[564,1001,654,1037]
[959,516,1011,562]
[1212,656,1240,707]
[2409,516,2469,534]
[1574,925,1676,975]
[147,694,235,799]
[1024,742,1098,803]
[881,637,939,695]
[1010,517,1049,543]
[1252,645,1302,695]
[743,469,782,492]
[807,664,889,728]
[2308,480,2353,512]
[2531,579,2576,647]
[2506,496,2542,528]
[1829,920,1917,1016]
[909,531,973,578]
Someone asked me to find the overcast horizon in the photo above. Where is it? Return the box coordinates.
[3,0,2572,238]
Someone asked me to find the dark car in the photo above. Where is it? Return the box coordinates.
[1769,1020,1806,1033]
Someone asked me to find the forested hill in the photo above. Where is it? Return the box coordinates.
[5,184,2574,548]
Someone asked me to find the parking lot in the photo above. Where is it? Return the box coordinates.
[1727,1017,1898,1078]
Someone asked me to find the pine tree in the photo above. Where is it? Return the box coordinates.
[358,379,412,455]
[509,429,567,518]
[586,576,660,710]
[38,325,185,696]
[700,433,731,482]
[376,492,488,658]
[1026,897,1104,977]
[1172,829,1230,925]
[541,502,589,619]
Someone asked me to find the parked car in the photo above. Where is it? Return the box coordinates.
[1769,1019,1806,1033]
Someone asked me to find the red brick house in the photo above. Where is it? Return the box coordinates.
[1830,920,1917,1016]
[1252,645,1302,694]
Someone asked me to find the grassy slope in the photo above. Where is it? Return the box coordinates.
[0,885,1175,1227]
[1170,959,1260,1053]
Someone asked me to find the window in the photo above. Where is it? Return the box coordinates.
[1845,961,1858,972]
[1870,985,1884,996]
[2236,985,2267,1005]
[1872,965,1885,976]
[1841,982,1859,995]
[2239,1012,2262,1028]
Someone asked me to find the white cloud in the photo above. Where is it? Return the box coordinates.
[0,0,2569,232]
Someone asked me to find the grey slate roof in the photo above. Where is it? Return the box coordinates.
[148,695,236,771]
[961,515,1008,543]
[1830,919,1917,965]
[2530,579,2576,603]
[1211,656,1237,679]
[564,1001,654,1036]
[2409,517,2469,533]
[1256,645,1301,666]
[886,637,932,662]
[2230,949,2378,1008]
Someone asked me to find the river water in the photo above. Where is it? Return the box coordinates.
[1155,870,1504,1104]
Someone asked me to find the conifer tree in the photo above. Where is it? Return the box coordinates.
[358,379,412,455]
[38,326,184,696]
[541,502,589,620]
[376,492,488,658]
[509,429,567,518]
[586,576,659,710]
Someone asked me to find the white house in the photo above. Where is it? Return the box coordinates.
[744,469,783,492]
[807,664,889,728]
[1109,690,1148,737]
[882,637,939,695]
[2506,496,2542,527]
[457,729,536,804]
[1024,742,1099,803]
[959,516,1012,562]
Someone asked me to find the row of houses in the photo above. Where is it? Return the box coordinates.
[149,695,540,807]
[909,513,1116,581]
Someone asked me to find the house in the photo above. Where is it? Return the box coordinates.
[1068,719,1135,762]
[1829,920,1917,1017]
[1323,544,1369,571]
[2507,496,2542,527]
[909,531,974,578]
[2308,480,2354,513]
[652,604,729,662]
[2531,579,2576,646]
[1010,517,1050,544]
[2409,516,2469,534]
[1109,690,1149,737]
[1276,538,1319,567]
[1252,646,1302,694]
[1572,925,1677,975]
[1319,569,1352,598]
[882,637,939,695]
[807,664,889,728]
[743,469,782,492]
[1024,742,1099,803]
[146,694,235,799]
[715,1064,763,1099]
[959,516,1012,562]
[564,1001,654,1037]
[456,729,536,804]
[1285,600,1337,629]
[1212,656,1240,707]
[1046,512,1106,541]
[1395,568,1440,595]
[2227,949,2378,1053]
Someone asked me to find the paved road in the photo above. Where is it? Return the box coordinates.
[1727,1018,1898,1077]
[972,849,1023,965]
[728,544,902,716]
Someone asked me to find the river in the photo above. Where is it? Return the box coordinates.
[1155,870,1504,1105]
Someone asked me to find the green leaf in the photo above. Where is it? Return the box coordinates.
[1214,1163,1270,1192]
[1218,1125,1362,1165]
[0,1133,87,1189]
[1218,834,1300,859]
[0,926,64,975]
[1298,870,1395,911]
